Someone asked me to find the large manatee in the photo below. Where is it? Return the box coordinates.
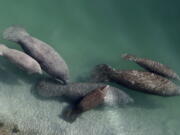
[35,78,134,106]
[3,26,69,84]
[93,64,180,96]
[122,53,180,80]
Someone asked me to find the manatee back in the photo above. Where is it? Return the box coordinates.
[104,86,134,106]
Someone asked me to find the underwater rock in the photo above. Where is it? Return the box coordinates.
[0,120,20,135]
[35,78,134,106]
[0,44,42,74]
[93,64,180,96]
[122,53,180,80]
[63,86,110,122]
[3,26,69,84]
[0,119,41,135]
[0,122,4,127]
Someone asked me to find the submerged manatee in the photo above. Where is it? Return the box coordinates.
[76,85,109,111]
[122,53,180,80]
[93,64,180,96]
[0,44,42,74]
[3,26,69,84]
[35,78,134,106]
[64,86,110,122]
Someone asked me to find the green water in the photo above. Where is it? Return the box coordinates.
[0,0,180,135]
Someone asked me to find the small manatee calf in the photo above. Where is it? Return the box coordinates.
[122,53,180,80]
[93,64,180,96]
[64,85,109,122]
[35,78,134,106]
[0,44,42,74]
[3,26,69,84]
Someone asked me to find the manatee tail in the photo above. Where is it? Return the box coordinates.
[0,44,8,56]
[61,105,82,123]
[91,64,115,82]
[121,53,138,61]
[3,26,29,42]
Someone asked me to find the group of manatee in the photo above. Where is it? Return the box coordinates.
[1,26,180,123]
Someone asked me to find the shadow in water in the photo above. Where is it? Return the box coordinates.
[59,103,107,123]
[0,59,43,85]
[0,67,20,85]
[59,104,79,123]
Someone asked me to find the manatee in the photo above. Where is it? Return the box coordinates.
[122,53,180,80]
[76,85,109,111]
[63,85,109,122]
[3,26,69,84]
[35,78,134,106]
[93,64,180,96]
[0,44,42,74]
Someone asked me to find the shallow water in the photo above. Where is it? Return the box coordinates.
[0,0,180,135]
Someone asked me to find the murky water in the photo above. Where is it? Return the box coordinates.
[0,0,180,135]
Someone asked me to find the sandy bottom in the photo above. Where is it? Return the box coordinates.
[0,70,179,135]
